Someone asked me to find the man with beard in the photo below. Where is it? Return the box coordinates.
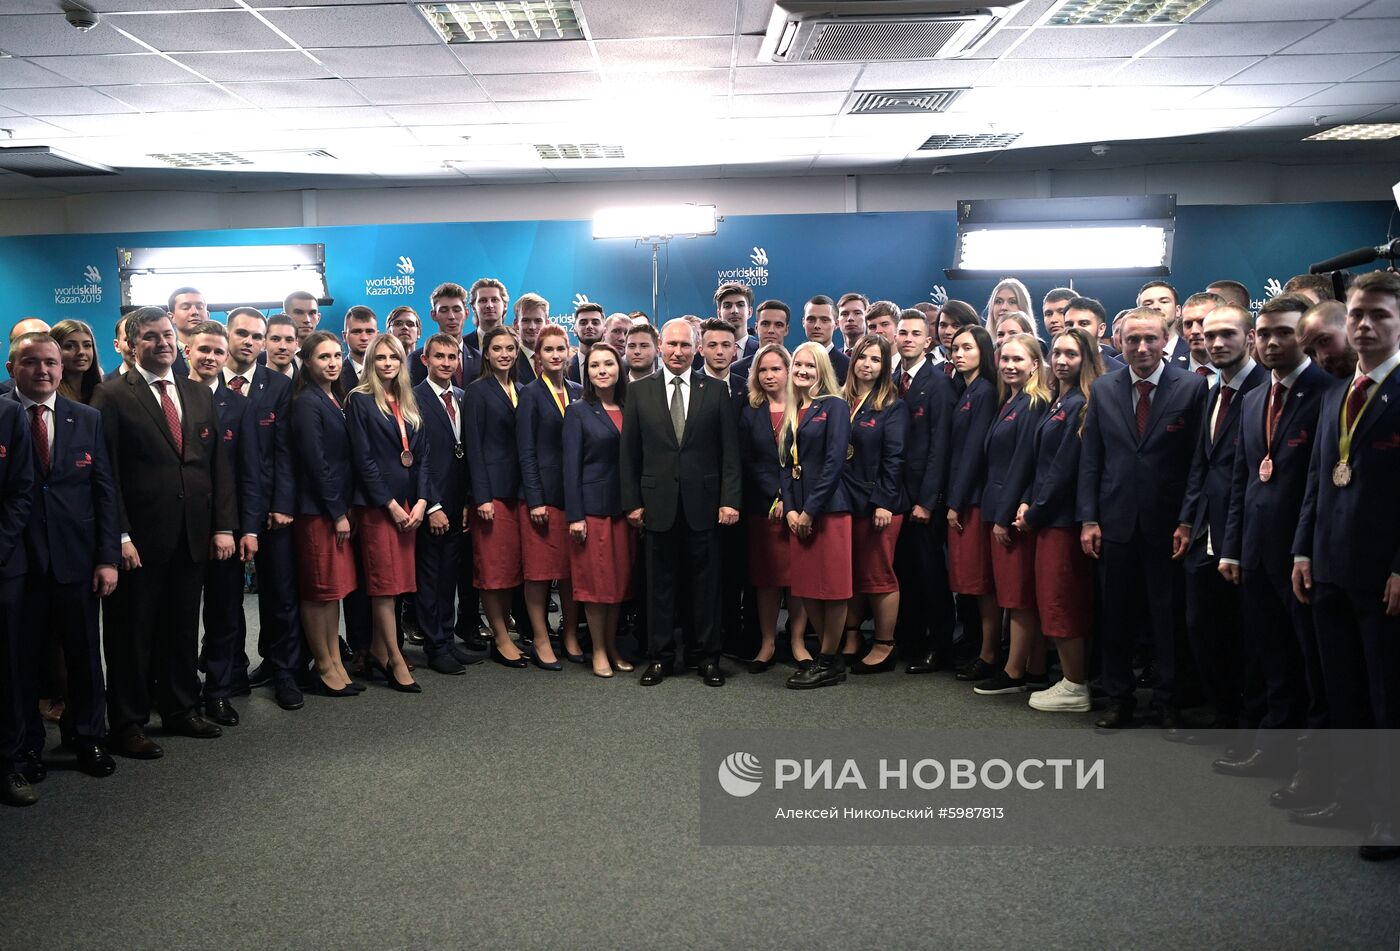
[566,303,606,385]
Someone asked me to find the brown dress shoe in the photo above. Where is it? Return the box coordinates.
[109,730,164,760]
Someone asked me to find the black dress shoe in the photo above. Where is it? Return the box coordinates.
[699,662,725,687]
[1360,821,1400,861]
[490,643,528,669]
[1212,749,1290,777]
[272,678,305,711]
[2,772,38,807]
[905,650,942,675]
[786,654,847,689]
[203,698,240,727]
[428,653,467,675]
[954,658,996,682]
[449,644,487,666]
[747,656,775,674]
[1288,800,1368,828]
[458,631,490,652]
[1270,768,1325,809]
[73,742,117,778]
[108,730,163,760]
[163,714,223,739]
[1095,705,1134,732]
[247,662,276,689]
[17,750,46,784]
[639,662,668,686]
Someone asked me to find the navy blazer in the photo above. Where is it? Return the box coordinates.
[1021,391,1086,531]
[1167,335,1191,369]
[462,376,522,505]
[345,391,430,508]
[981,390,1048,527]
[9,393,109,584]
[0,399,31,577]
[729,354,755,394]
[1077,363,1209,544]
[226,366,295,517]
[210,383,266,537]
[843,398,908,516]
[562,399,625,522]
[518,377,583,510]
[1293,360,1400,592]
[737,400,785,515]
[413,380,468,516]
[900,361,956,511]
[1221,361,1334,571]
[827,346,850,385]
[1178,362,1269,560]
[1102,348,1127,371]
[945,376,998,513]
[409,340,482,387]
[779,395,851,517]
[291,386,353,520]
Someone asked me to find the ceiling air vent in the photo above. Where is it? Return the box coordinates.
[149,151,253,168]
[919,132,1022,149]
[848,87,965,114]
[760,1,1026,62]
[534,143,625,160]
[0,145,115,177]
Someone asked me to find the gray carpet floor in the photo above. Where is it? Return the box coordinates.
[2,606,1397,950]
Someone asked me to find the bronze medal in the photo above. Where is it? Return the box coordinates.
[846,444,854,460]
[1258,457,1273,483]
[792,464,803,480]
[400,450,414,467]
[1332,460,1351,487]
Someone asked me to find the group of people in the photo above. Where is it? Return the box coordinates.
[0,266,1397,864]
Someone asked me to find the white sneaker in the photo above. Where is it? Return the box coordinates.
[1028,678,1091,713]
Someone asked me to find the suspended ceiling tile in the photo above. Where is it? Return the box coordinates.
[1111,55,1263,85]
[1149,21,1331,56]
[733,63,859,94]
[1188,83,1334,108]
[593,37,736,72]
[581,0,738,40]
[174,50,333,82]
[450,39,596,75]
[978,58,1126,86]
[1007,25,1176,59]
[32,53,200,86]
[1222,52,1393,84]
[1282,17,1400,54]
[222,78,368,108]
[854,59,994,89]
[113,10,292,52]
[0,15,147,56]
[350,76,489,105]
[1193,0,1373,20]
[97,81,249,111]
[1294,80,1400,106]
[261,4,442,49]
[729,92,849,118]
[381,102,503,126]
[0,57,77,90]
[474,70,603,101]
[309,45,465,79]
[0,85,136,115]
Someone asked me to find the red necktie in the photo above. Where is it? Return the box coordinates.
[900,372,912,397]
[1345,375,1373,425]
[229,375,246,394]
[1212,385,1234,443]
[156,380,183,455]
[1195,366,1211,378]
[943,361,955,378]
[453,345,465,388]
[441,390,456,425]
[1266,382,1286,443]
[29,404,48,473]
[1135,380,1154,438]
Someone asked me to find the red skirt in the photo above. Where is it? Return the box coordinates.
[947,505,995,596]
[1034,526,1093,638]
[520,504,570,581]
[748,516,791,589]
[789,513,853,601]
[989,523,1036,610]
[355,505,417,597]
[852,513,903,594]
[472,498,523,590]
[569,516,635,604]
[293,515,357,603]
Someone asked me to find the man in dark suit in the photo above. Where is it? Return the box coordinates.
[462,277,509,353]
[1217,295,1334,803]
[803,295,849,384]
[620,318,742,687]
[1291,269,1400,861]
[414,333,483,674]
[729,299,789,389]
[717,282,761,361]
[697,318,750,657]
[92,307,238,760]
[284,290,321,343]
[6,333,118,789]
[510,292,545,386]
[1137,281,1192,370]
[1175,303,1267,740]
[1079,307,1209,732]
[0,348,39,806]
[187,322,264,729]
[892,310,956,673]
[410,282,482,388]
[1180,292,1223,377]
[0,319,50,395]
[1299,299,1359,380]
[837,292,868,356]
[1064,297,1125,369]
[341,305,377,388]
[565,303,606,385]
[224,309,304,710]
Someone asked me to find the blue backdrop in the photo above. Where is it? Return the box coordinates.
[0,200,1392,367]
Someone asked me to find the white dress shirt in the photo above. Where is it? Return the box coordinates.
[222,365,254,393]
[137,364,183,423]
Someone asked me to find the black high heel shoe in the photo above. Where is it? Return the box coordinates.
[851,639,897,675]
[490,642,529,669]
[531,648,563,671]
[371,656,422,693]
[317,676,357,697]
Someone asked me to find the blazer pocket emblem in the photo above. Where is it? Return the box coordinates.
[1051,410,1067,422]
[1166,416,1185,432]
[1372,433,1400,450]
[223,428,235,442]
[958,401,972,413]
[860,418,878,428]
[912,407,925,418]
[258,412,276,427]
[1286,429,1309,447]
[200,426,211,440]
[1004,411,1017,422]
[75,451,92,468]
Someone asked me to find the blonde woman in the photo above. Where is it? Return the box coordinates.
[782,342,853,689]
[985,278,1033,331]
[994,311,1037,345]
[346,333,429,693]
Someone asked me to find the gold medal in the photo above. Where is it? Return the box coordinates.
[846,444,854,460]
[1332,460,1352,487]
[1258,457,1273,482]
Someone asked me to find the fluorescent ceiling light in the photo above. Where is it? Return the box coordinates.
[418,1,584,43]
[592,204,718,240]
[1046,0,1214,26]
[959,225,1168,271]
[1304,123,1400,142]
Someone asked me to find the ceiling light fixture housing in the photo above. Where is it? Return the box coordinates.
[760,1,1025,62]
[1045,0,1215,26]
[1304,123,1400,142]
[0,145,115,178]
[418,1,585,44]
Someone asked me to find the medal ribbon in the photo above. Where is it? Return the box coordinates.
[388,398,410,457]
[1338,365,1396,468]
[546,378,569,417]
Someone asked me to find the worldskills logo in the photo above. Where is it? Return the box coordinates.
[718,246,770,288]
[54,264,103,305]
[366,255,416,297]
